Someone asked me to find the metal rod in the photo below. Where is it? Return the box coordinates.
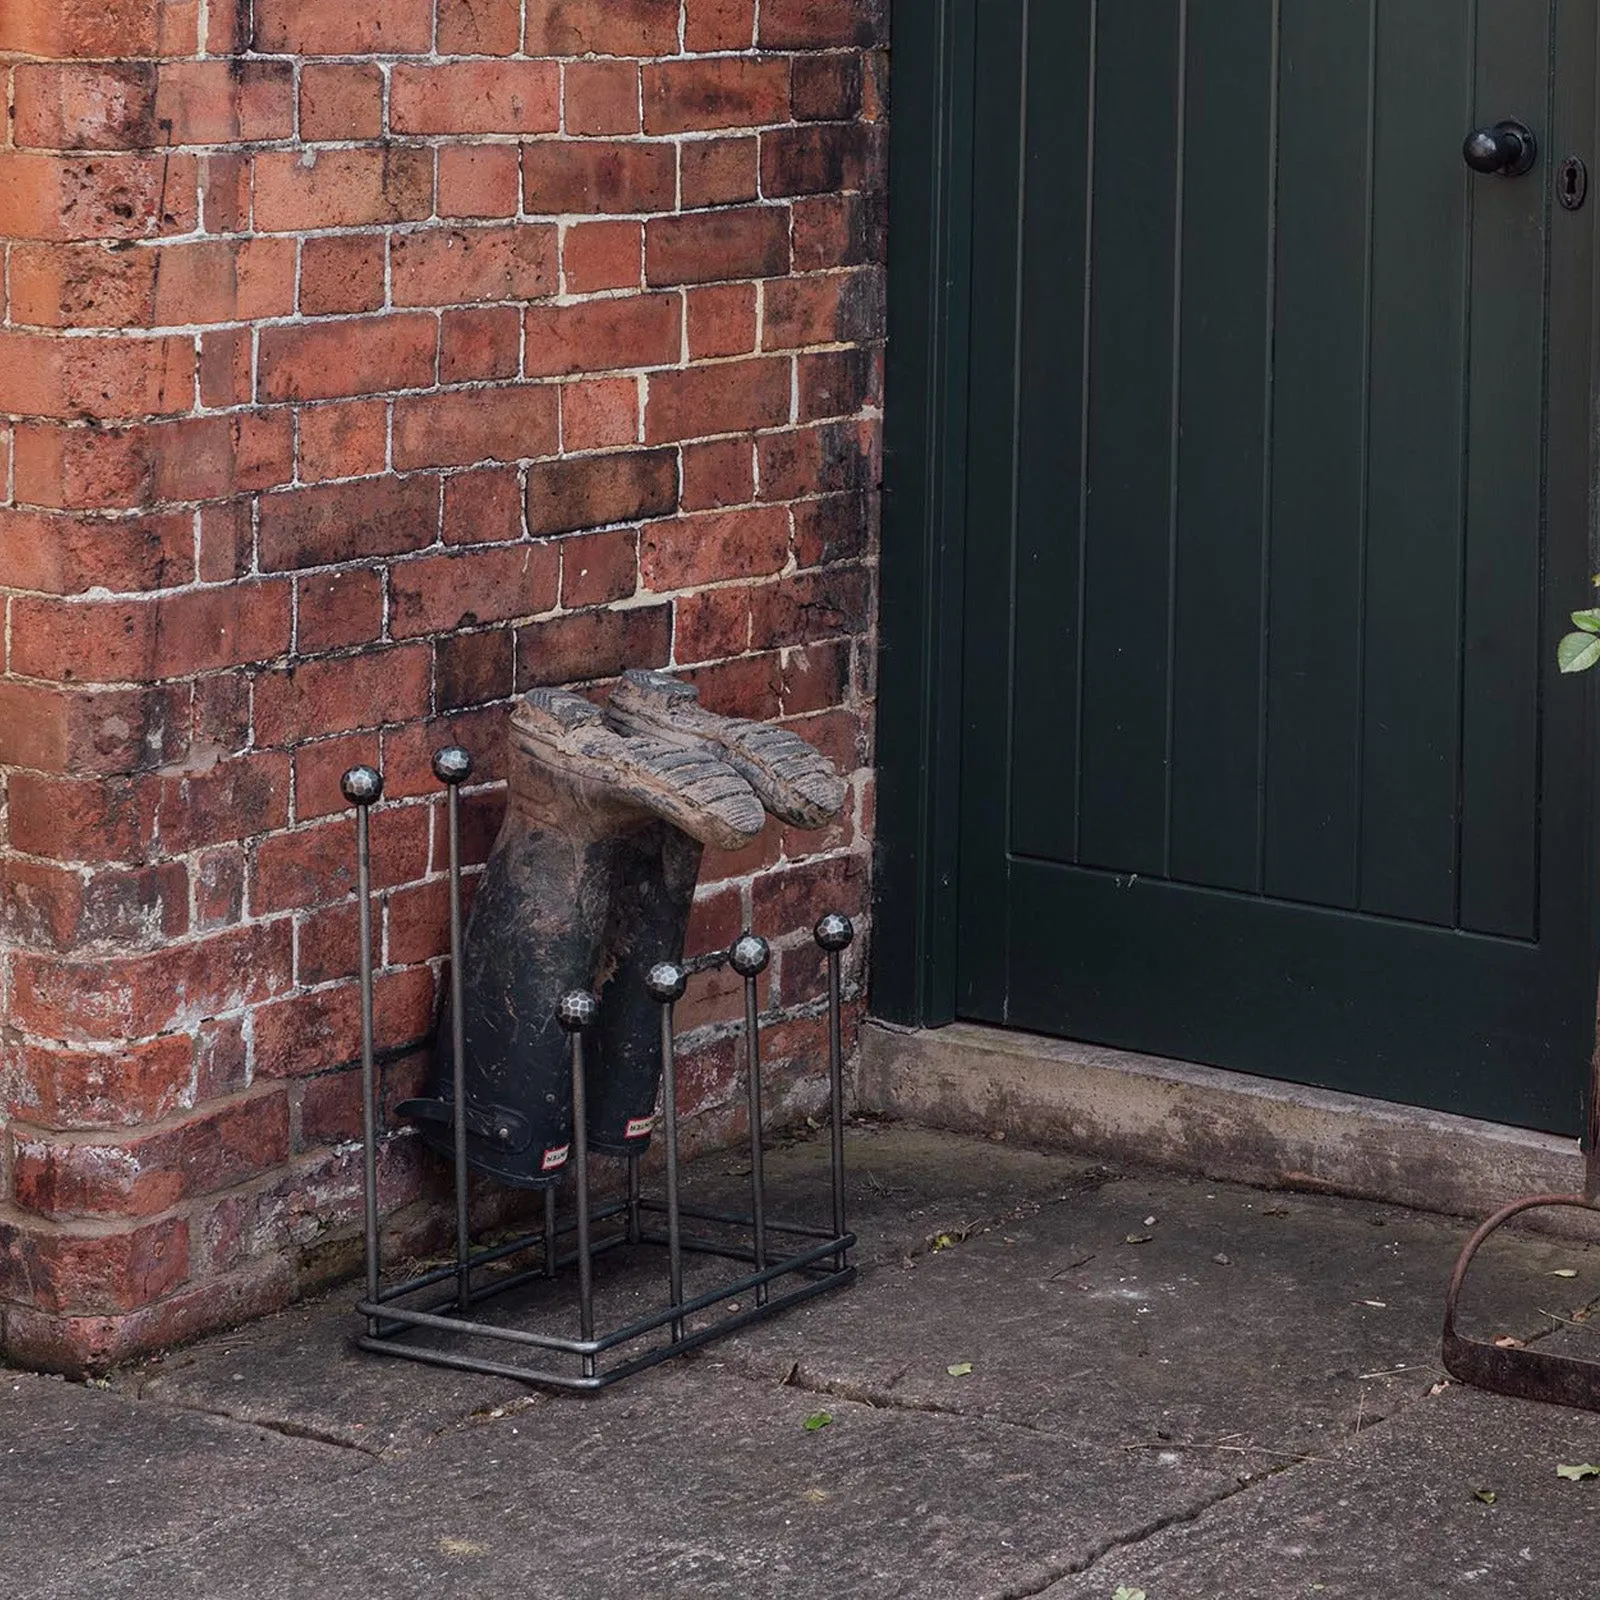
[628,1151,642,1245]
[822,925,850,1272]
[445,778,470,1311]
[636,1200,838,1241]
[570,1027,596,1379]
[544,1186,559,1280]
[342,767,383,1338]
[660,996,685,1340]
[735,935,771,1307]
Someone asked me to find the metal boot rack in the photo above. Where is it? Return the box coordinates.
[342,750,857,1391]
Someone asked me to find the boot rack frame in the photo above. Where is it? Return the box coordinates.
[343,750,857,1392]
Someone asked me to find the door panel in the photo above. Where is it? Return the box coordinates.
[956,0,1597,1131]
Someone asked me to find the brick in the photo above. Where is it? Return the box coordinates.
[253,645,433,743]
[252,965,435,1077]
[11,584,291,684]
[15,413,294,511]
[438,0,521,54]
[383,878,453,968]
[291,733,381,824]
[791,191,885,271]
[194,846,246,931]
[515,602,672,687]
[260,476,438,571]
[1,858,186,954]
[0,0,195,59]
[686,282,758,359]
[13,1091,292,1221]
[563,60,641,136]
[672,585,750,662]
[526,447,677,535]
[295,901,359,985]
[441,306,522,382]
[154,60,297,145]
[391,225,556,307]
[792,489,870,568]
[0,508,192,597]
[389,543,559,636]
[524,0,681,56]
[296,399,389,484]
[560,526,638,607]
[681,437,755,510]
[6,773,159,864]
[157,754,292,853]
[254,147,434,232]
[0,151,198,243]
[521,140,676,216]
[300,235,386,316]
[643,59,790,135]
[190,673,253,753]
[757,0,888,49]
[749,564,871,649]
[645,206,789,287]
[436,627,515,711]
[253,0,434,54]
[193,501,251,586]
[762,122,882,197]
[561,377,640,452]
[680,136,759,209]
[438,145,521,220]
[391,62,560,135]
[443,467,525,546]
[562,220,642,293]
[297,568,386,654]
[764,272,844,349]
[684,0,755,52]
[200,151,252,233]
[1,1034,194,1132]
[792,53,864,121]
[10,923,291,1044]
[641,505,788,592]
[645,356,791,443]
[799,345,876,420]
[0,1215,190,1317]
[299,63,386,142]
[683,651,782,720]
[198,326,252,408]
[392,385,560,470]
[523,294,681,378]
[253,806,429,913]
[12,64,158,151]
[756,417,878,500]
[0,332,195,422]
[259,313,437,404]
[9,239,296,331]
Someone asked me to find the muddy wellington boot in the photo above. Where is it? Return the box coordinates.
[586,669,849,1156]
[399,688,765,1187]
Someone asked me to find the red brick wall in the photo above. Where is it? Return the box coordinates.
[0,0,885,1372]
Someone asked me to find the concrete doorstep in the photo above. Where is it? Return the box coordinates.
[6,1122,1600,1598]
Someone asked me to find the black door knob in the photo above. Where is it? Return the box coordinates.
[1463,119,1537,177]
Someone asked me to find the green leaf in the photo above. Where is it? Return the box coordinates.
[946,1362,973,1377]
[1558,632,1600,673]
[1111,1588,1148,1600]
[1123,1234,1153,1245]
[1556,1462,1600,1481]
[1473,1488,1496,1506]
[1572,609,1600,634]
[803,1412,833,1432]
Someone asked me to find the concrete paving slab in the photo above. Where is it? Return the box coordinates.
[1,1369,365,1594]
[34,1363,1230,1600]
[1035,1381,1600,1599]
[712,1170,1600,1467]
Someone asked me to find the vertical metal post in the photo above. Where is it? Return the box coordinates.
[557,990,599,1378]
[645,962,688,1341]
[543,1187,559,1280]
[730,934,771,1305]
[433,747,474,1313]
[342,766,384,1334]
[627,1151,642,1245]
[814,913,854,1271]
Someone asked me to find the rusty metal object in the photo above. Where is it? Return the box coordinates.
[400,677,846,1181]
[1442,1061,1600,1410]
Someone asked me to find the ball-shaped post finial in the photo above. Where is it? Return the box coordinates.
[556,990,599,1033]
[431,745,473,786]
[340,765,383,806]
[644,960,688,1004]
[729,933,771,978]
[813,912,854,953]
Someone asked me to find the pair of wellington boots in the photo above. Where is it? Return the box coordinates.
[398,669,847,1188]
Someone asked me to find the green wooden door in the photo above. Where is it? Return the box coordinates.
[956,0,1599,1131]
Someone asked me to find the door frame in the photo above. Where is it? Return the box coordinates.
[873,0,1600,1074]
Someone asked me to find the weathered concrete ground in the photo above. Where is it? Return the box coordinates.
[7,1122,1600,1598]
